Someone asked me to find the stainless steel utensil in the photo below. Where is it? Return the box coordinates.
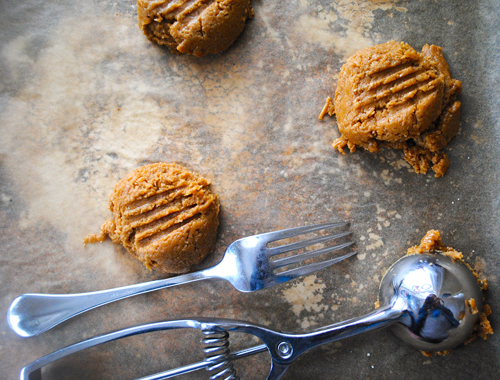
[7,222,355,338]
[18,252,483,380]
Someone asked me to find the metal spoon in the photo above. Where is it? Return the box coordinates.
[18,253,483,380]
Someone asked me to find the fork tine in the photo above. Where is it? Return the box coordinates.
[275,250,357,279]
[256,222,349,245]
[271,241,355,269]
[267,230,353,257]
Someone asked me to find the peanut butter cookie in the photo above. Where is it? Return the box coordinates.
[324,41,462,177]
[85,163,219,273]
[138,0,253,57]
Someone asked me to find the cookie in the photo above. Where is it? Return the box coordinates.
[138,0,253,57]
[85,163,219,273]
[327,41,462,177]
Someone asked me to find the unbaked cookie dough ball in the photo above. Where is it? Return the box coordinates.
[323,41,462,177]
[85,163,219,274]
[138,0,253,57]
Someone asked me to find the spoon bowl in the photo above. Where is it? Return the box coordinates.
[379,252,482,352]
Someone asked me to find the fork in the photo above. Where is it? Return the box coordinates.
[7,222,356,338]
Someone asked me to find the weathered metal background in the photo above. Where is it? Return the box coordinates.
[1,1,498,379]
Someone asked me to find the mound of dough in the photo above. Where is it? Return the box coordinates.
[138,0,253,57]
[325,41,462,177]
[85,163,219,274]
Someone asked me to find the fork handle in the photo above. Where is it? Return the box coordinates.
[7,271,211,338]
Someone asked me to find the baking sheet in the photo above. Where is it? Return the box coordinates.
[1,0,499,379]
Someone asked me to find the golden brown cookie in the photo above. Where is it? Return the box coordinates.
[138,0,253,57]
[328,41,462,177]
[85,163,219,274]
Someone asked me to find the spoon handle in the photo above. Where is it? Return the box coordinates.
[293,304,403,353]
[264,302,405,378]
[7,271,210,338]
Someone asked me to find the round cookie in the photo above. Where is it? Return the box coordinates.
[138,0,253,57]
[331,41,462,177]
[86,163,219,273]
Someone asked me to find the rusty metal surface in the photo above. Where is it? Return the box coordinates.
[1,0,498,379]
